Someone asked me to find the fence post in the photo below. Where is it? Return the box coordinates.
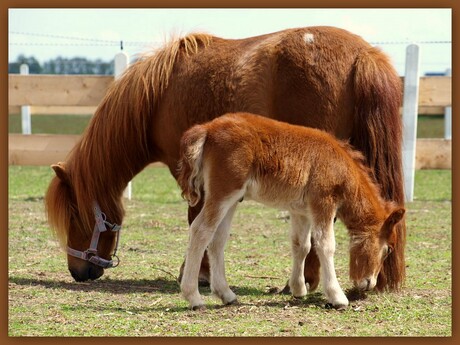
[20,64,31,135]
[114,51,132,200]
[444,68,452,140]
[402,44,421,202]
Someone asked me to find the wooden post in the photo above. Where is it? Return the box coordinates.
[114,51,132,200]
[444,68,452,140]
[402,44,420,202]
[20,64,31,135]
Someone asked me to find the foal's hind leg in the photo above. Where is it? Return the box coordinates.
[178,197,211,287]
[181,198,238,309]
[181,205,222,309]
[207,203,238,305]
[289,213,311,298]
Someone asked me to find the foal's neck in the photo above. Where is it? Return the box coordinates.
[338,174,386,234]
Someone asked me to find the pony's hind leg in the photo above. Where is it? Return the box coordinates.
[207,203,238,305]
[289,213,311,298]
[313,217,349,309]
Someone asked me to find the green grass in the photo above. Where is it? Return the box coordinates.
[8,114,92,134]
[8,167,451,336]
[8,114,446,138]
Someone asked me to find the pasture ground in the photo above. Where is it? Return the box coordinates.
[8,113,447,138]
[8,166,451,336]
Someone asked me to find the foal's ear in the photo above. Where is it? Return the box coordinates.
[51,162,70,185]
[384,208,405,233]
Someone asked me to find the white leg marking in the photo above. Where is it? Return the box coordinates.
[208,203,238,305]
[314,218,349,308]
[181,190,244,309]
[289,213,311,297]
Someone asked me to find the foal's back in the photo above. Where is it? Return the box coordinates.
[186,112,362,212]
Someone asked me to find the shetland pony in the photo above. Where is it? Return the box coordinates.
[45,26,405,291]
[177,113,405,310]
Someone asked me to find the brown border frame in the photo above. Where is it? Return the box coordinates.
[2,1,456,343]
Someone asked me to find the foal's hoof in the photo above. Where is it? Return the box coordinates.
[191,304,206,311]
[225,298,238,306]
[325,303,348,311]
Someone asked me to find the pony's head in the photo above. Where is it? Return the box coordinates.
[349,207,405,291]
[45,162,121,282]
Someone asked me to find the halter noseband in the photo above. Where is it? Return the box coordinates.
[67,202,122,269]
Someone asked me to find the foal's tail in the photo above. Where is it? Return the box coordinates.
[352,47,405,291]
[177,125,208,207]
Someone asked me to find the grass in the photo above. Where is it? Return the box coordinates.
[8,114,446,138]
[8,166,451,336]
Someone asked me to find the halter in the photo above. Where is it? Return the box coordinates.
[67,202,122,269]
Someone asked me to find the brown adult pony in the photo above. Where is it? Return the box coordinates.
[45,26,404,291]
[177,112,405,310]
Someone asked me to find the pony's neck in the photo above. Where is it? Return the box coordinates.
[69,94,154,226]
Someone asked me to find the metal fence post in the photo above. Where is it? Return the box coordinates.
[114,51,132,200]
[402,44,421,202]
[20,64,31,135]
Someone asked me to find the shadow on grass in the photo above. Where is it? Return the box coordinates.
[10,276,269,297]
[9,276,181,294]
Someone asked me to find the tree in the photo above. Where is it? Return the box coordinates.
[8,55,114,75]
[8,55,42,74]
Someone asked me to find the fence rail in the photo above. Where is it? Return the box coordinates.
[8,74,452,169]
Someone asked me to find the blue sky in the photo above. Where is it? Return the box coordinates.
[8,8,452,75]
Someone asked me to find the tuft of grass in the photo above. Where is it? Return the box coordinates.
[8,167,451,336]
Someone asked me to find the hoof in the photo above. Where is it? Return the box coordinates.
[225,298,238,306]
[325,303,347,311]
[279,281,291,295]
[191,304,206,311]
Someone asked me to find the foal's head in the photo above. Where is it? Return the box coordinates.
[349,207,405,291]
[45,162,120,282]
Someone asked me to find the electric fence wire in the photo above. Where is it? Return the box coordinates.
[9,31,452,47]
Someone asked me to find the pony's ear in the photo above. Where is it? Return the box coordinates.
[51,162,70,185]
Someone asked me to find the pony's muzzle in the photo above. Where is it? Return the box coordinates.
[68,259,104,282]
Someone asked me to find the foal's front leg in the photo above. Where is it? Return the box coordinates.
[313,218,349,309]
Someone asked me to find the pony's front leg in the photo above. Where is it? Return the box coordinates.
[207,203,238,305]
[289,213,311,298]
[181,210,218,310]
[314,219,348,309]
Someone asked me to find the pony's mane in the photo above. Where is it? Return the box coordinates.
[46,33,214,244]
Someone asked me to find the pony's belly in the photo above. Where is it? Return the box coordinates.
[244,178,308,214]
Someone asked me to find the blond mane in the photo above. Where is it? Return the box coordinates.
[46,33,214,245]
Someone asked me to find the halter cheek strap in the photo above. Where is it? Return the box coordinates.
[67,202,122,269]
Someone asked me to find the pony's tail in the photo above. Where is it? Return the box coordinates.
[177,125,208,207]
[352,46,406,291]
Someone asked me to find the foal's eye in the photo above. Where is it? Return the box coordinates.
[386,246,393,256]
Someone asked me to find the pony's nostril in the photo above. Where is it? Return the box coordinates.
[69,268,89,282]
[366,278,371,290]
[88,265,104,280]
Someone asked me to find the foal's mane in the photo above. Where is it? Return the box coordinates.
[337,140,392,234]
[46,33,214,244]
